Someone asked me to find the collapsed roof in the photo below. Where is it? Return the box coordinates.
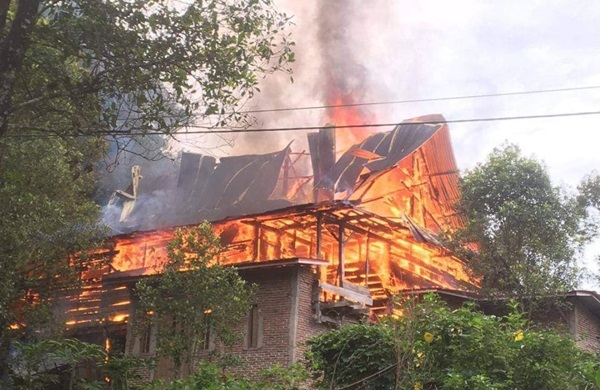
[60,115,473,328]
[110,114,460,235]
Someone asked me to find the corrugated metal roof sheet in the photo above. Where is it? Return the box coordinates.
[319,115,444,193]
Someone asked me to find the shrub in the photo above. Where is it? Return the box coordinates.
[140,361,310,390]
[305,295,598,390]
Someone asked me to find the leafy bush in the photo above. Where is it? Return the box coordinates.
[305,295,598,390]
[9,338,152,390]
[140,361,310,390]
[305,322,396,389]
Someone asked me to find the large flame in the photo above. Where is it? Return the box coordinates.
[325,90,376,153]
[102,207,474,316]
[58,116,475,328]
[61,207,474,328]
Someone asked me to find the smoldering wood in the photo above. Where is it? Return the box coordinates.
[308,126,336,202]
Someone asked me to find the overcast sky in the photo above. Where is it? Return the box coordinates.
[180,1,600,285]
[254,0,600,183]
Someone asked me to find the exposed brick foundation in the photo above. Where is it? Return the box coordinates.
[572,300,600,352]
[127,264,330,381]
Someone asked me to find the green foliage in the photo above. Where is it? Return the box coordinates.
[255,364,310,390]
[2,0,295,139]
[102,352,155,390]
[450,144,588,301]
[305,295,597,390]
[578,172,600,211]
[140,361,309,390]
[0,0,294,381]
[0,135,106,375]
[305,322,396,389]
[9,338,153,390]
[136,222,255,377]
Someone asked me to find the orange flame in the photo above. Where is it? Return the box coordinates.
[59,121,476,326]
[325,90,376,153]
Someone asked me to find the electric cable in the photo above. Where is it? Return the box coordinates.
[6,109,600,138]
[239,85,600,114]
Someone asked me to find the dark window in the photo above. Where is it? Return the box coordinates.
[246,304,261,349]
[200,315,213,350]
[140,323,152,354]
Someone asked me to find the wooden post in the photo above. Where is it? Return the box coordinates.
[315,214,325,285]
[252,224,260,261]
[338,222,345,287]
[307,126,336,202]
[365,234,370,287]
[275,231,282,259]
[316,214,323,259]
[282,155,290,196]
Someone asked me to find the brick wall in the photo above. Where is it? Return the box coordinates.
[218,266,294,377]
[217,265,330,377]
[572,300,600,352]
[480,297,600,353]
[295,266,331,362]
[126,264,331,380]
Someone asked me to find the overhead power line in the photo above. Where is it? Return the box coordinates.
[240,85,600,114]
[7,109,600,138]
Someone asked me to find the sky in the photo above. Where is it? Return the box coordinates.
[177,0,600,285]
[206,1,600,182]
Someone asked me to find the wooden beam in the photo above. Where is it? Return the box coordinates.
[282,155,290,195]
[427,170,459,177]
[319,282,373,306]
[316,214,323,259]
[338,223,345,287]
[322,215,393,245]
[252,224,260,261]
[365,234,371,288]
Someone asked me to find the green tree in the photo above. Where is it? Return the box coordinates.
[0,0,294,140]
[449,144,589,304]
[0,0,293,380]
[0,136,104,380]
[578,172,600,210]
[135,222,254,378]
[305,321,397,389]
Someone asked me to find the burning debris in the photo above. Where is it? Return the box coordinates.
[59,116,476,330]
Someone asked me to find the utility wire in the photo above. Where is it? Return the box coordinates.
[7,109,600,138]
[240,85,600,114]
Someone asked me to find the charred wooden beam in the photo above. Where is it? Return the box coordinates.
[316,214,323,259]
[252,224,260,261]
[427,170,459,177]
[308,125,336,202]
[365,234,371,288]
[338,223,345,287]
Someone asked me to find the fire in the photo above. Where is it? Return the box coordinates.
[56,115,477,329]
[325,90,376,153]
[100,202,474,317]
[348,121,463,233]
[111,230,172,272]
[110,314,129,323]
[104,337,111,383]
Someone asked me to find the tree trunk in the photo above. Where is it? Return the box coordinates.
[0,333,11,385]
[0,0,41,138]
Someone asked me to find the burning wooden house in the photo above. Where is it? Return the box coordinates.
[57,114,481,376]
